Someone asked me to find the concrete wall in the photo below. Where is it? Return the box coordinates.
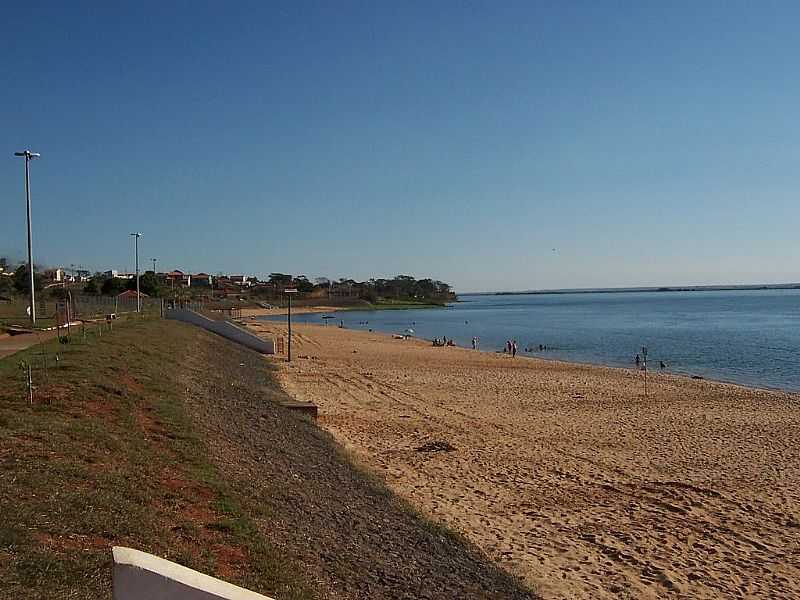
[113,546,275,600]
[166,309,274,354]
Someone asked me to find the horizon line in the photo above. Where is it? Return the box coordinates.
[462,282,800,296]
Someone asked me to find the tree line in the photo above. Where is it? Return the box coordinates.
[1,258,454,304]
[261,273,454,303]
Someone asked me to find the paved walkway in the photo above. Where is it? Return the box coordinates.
[0,331,58,360]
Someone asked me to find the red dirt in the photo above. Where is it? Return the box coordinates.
[135,405,165,437]
[212,543,248,580]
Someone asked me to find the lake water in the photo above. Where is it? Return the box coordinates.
[273,290,800,392]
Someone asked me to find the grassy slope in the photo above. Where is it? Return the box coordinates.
[0,317,535,600]
[0,319,312,599]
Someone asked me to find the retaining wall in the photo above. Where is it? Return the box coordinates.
[166,309,274,354]
[113,546,275,600]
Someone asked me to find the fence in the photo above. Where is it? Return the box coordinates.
[1,294,164,331]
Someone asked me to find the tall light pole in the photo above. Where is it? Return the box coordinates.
[284,288,298,362]
[14,150,41,326]
[151,258,157,273]
[130,233,142,313]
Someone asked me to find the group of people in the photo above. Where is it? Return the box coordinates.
[433,336,456,347]
[505,339,519,357]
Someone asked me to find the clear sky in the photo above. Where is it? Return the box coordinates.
[1,1,798,292]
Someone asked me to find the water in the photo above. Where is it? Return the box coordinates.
[270,289,800,392]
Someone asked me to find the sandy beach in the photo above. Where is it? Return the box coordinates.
[244,319,800,599]
[238,306,340,318]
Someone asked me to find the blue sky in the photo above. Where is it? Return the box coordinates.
[1,1,798,292]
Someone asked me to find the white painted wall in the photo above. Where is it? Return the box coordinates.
[113,547,276,600]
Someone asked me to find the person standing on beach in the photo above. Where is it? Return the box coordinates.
[512,340,518,358]
[471,337,476,350]
[635,354,641,368]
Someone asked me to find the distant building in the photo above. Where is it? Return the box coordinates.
[165,270,191,287]
[44,268,65,282]
[191,273,213,287]
[117,289,149,300]
[229,275,250,287]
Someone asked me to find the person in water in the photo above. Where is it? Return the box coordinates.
[635,354,641,367]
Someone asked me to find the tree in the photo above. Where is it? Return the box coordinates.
[83,278,100,295]
[127,271,162,297]
[295,275,314,293]
[268,273,293,286]
[101,277,126,296]
[13,265,43,294]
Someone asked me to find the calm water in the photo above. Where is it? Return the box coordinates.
[274,290,800,392]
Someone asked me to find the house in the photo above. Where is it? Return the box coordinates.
[229,275,250,287]
[117,289,149,300]
[191,273,213,287]
[63,269,90,283]
[104,270,134,280]
[44,268,65,283]
[165,270,191,288]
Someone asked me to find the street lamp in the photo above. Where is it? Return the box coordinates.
[284,288,298,362]
[14,150,41,326]
[130,233,142,313]
[151,258,157,274]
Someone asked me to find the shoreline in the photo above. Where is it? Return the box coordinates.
[245,316,799,397]
[239,301,448,319]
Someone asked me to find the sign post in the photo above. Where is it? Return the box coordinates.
[284,288,298,362]
[641,346,648,397]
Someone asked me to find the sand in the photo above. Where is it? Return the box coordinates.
[244,319,800,599]
[238,306,342,318]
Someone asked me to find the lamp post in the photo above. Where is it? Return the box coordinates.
[284,288,298,362]
[151,258,157,274]
[14,150,41,326]
[130,233,142,313]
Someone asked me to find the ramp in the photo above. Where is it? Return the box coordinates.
[166,309,274,354]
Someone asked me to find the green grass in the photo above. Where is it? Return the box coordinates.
[0,318,314,599]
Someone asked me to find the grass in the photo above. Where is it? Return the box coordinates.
[0,318,314,599]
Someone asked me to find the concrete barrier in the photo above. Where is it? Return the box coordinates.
[113,546,275,600]
[166,309,274,354]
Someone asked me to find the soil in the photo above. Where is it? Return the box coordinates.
[180,334,536,600]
